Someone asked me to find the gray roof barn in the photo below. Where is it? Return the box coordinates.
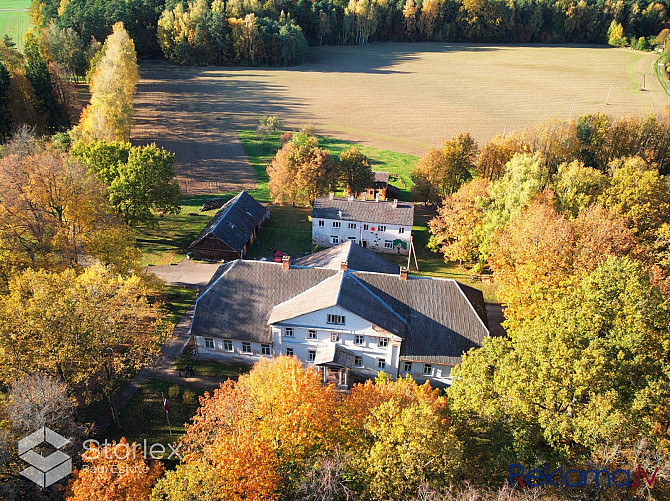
[294,241,400,274]
[189,191,269,257]
[312,197,414,226]
[190,255,488,364]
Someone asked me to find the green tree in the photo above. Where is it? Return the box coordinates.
[72,141,181,226]
[339,147,374,196]
[552,160,607,218]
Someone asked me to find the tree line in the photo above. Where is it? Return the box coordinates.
[27,0,670,67]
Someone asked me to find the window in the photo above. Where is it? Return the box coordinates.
[242,342,251,353]
[378,225,386,232]
[332,221,341,228]
[308,350,316,362]
[354,356,363,367]
[223,340,233,351]
[378,337,389,347]
[399,227,405,234]
[348,222,357,229]
[308,329,317,340]
[330,235,339,244]
[384,240,393,249]
[205,338,214,349]
[423,364,432,375]
[354,335,365,345]
[318,220,324,227]
[284,327,294,337]
[404,361,412,372]
[348,236,357,241]
[327,314,346,325]
[286,347,294,356]
[261,344,271,356]
[331,332,340,342]
[363,224,369,231]
[377,359,386,369]
[435,368,442,378]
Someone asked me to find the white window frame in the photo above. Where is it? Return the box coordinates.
[399,227,404,234]
[404,361,412,372]
[318,220,324,226]
[327,314,345,325]
[332,221,341,228]
[354,355,363,367]
[223,340,233,351]
[354,334,365,345]
[307,329,317,339]
[348,236,357,241]
[284,327,294,337]
[261,344,271,356]
[286,347,294,356]
[330,235,339,244]
[377,359,386,369]
[348,222,357,229]
[378,225,386,232]
[423,364,433,376]
[205,338,214,349]
[384,240,393,249]
[331,332,340,342]
[363,224,369,230]
[242,342,252,353]
[378,337,389,347]
[308,350,316,362]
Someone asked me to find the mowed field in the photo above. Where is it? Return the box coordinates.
[0,0,30,51]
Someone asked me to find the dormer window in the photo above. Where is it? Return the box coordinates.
[327,314,345,325]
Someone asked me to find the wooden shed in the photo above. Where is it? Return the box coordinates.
[189,191,270,261]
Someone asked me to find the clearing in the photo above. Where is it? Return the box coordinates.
[133,44,668,193]
[0,0,30,51]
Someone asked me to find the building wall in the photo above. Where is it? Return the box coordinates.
[272,306,402,376]
[400,361,453,387]
[312,218,411,255]
[194,336,273,360]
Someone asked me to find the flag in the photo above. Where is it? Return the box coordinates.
[163,395,170,415]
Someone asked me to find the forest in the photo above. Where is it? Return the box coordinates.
[26,0,670,66]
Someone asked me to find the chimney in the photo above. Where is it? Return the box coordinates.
[347,194,353,201]
[360,192,366,201]
[375,192,379,202]
[282,255,290,270]
[329,192,334,200]
[393,199,398,208]
[340,261,348,271]
[399,266,408,280]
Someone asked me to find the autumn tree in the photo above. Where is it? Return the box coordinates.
[0,266,170,428]
[552,159,607,218]
[411,133,477,202]
[66,438,164,501]
[0,138,140,280]
[475,132,527,180]
[339,147,374,196]
[267,131,337,205]
[450,257,670,476]
[428,177,490,266]
[0,59,10,140]
[76,22,138,142]
[153,357,338,501]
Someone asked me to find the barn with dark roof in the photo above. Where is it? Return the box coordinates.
[189,191,269,261]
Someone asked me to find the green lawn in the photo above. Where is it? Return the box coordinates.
[238,129,419,201]
[0,0,30,52]
[245,204,313,259]
[161,285,198,325]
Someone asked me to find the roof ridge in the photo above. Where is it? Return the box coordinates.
[268,270,341,315]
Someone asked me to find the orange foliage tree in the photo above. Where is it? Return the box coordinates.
[66,438,163,501]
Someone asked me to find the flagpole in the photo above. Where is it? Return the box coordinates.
[162,392,173,436]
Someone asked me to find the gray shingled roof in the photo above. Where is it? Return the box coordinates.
[268,271,407,338]
[314,344,356,368]
[373,171,390,183]
[312,197,414,226]
[190,261,488,363]
[294,241,400,275]
[189,191,268,254]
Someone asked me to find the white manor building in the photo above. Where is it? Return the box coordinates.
[311,194,414,255]
[189,242,489,388]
